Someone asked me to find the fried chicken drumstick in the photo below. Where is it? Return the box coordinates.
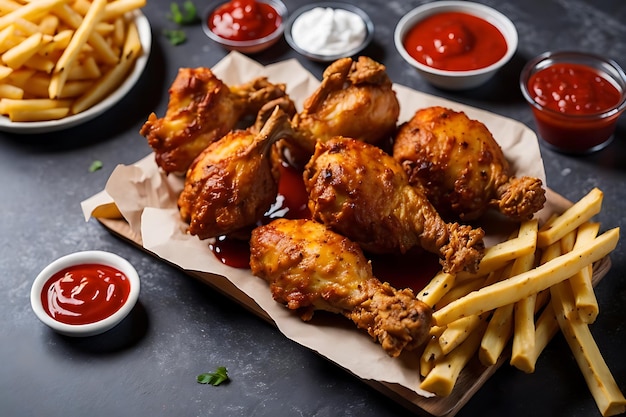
[249,218,433,357]
[303,137,485,274]
[283,57,400,165]
[140,67,293,174]
[393,106,546,221]
[178,108,292,240]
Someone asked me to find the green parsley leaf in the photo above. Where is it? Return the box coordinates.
[169,0,199,25]
[163,29,187,46]
[197,366,229,386]
[88,160,103,172]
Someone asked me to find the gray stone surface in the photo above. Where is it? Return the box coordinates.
[1,1,625,416]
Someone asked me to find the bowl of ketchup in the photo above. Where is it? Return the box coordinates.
[394,1,517,90]
[30,251,140,337]
[203,0,287,54]
[520,51,626,154]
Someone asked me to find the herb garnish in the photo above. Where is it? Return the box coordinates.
[168,0,200,25]
[197,366,229,386]
[88,160,103,172]
[163,29,187,46]
[164,0,199,45]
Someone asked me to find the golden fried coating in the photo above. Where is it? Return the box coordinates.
[249,218,433,357]
[178,108,293,240]
[140,67,292,174]
[303,137,485,274]
[286,56,400,162]
[393,106,546,221]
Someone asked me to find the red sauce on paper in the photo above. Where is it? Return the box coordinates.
[208,0,281,42]
[41,264,130,325]
[403,11,507,71]
[210,161,437,291]
[527,63,623,152]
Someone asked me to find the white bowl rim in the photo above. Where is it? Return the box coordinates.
[202,0,287,48]
[394,0,518,77]
[30,250,140,337]
[284,1,375,62]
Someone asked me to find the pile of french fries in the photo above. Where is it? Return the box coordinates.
[416,187,626,417]
[0,0,146,122]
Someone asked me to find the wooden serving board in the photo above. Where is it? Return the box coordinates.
[96,187,612,417]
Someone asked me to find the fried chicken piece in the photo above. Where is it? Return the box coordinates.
[284,56,400,164]
[303,137,485,274]
[140,67,292,174]
[249,218,433,357]
[393,106,546,221]
[178,107,293,240]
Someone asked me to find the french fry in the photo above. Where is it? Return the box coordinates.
[2,32,46,69]
[0,0,69,31]
[10,107,69,121]
[479,302,514,366]
[0,0,21,13]
[67,55,101,80]
[23,53,55,72]
[38,15,59,36]
[509,249,539,372]
[102,0,147,20]
[0,64,12,79]
[551,281,626,416]
[438,314,486,355]
[420,328,444,377]
[416,271,455,308]
[0,83,23,99]
[49,0,107,99]
[71,20,141,114]
[568,222,600,323]
[432,227,619,326]
[52,3,119,65]
[537,188,603,248]
[0,98,71,121]
[435,275,487,309]
[420,320,488,396]
[457,219,538,280]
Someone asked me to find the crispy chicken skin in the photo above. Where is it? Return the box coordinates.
[140,67,292,174]
[249,218,433,357]
[303,137,485,274]
[393,106,546,221]
[178,108,292,240]
[286,56,400,162]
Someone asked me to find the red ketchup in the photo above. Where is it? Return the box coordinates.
[527,63,623,152]
[41,264,131,325]
[403,11,507,71]
[208,0,281,41]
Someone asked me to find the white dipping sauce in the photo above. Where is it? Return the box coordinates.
[290,7,367,56]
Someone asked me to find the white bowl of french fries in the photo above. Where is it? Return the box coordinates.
[0,0,150,134]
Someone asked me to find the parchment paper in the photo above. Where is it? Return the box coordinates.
[81,51,549,398]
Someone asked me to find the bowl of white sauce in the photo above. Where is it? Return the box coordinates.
[285,2,374,62]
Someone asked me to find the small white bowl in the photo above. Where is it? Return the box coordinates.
[202,0,287,54]
[394,1,518,90]
[30,251,140,337]
[284,2,374,62]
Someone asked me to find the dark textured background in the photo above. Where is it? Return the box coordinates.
[1,1,625,416]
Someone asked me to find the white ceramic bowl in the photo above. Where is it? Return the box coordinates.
[202,0,287,54]
[284,2,374,62]
[30,251,140,337]
[394,1,518,90]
